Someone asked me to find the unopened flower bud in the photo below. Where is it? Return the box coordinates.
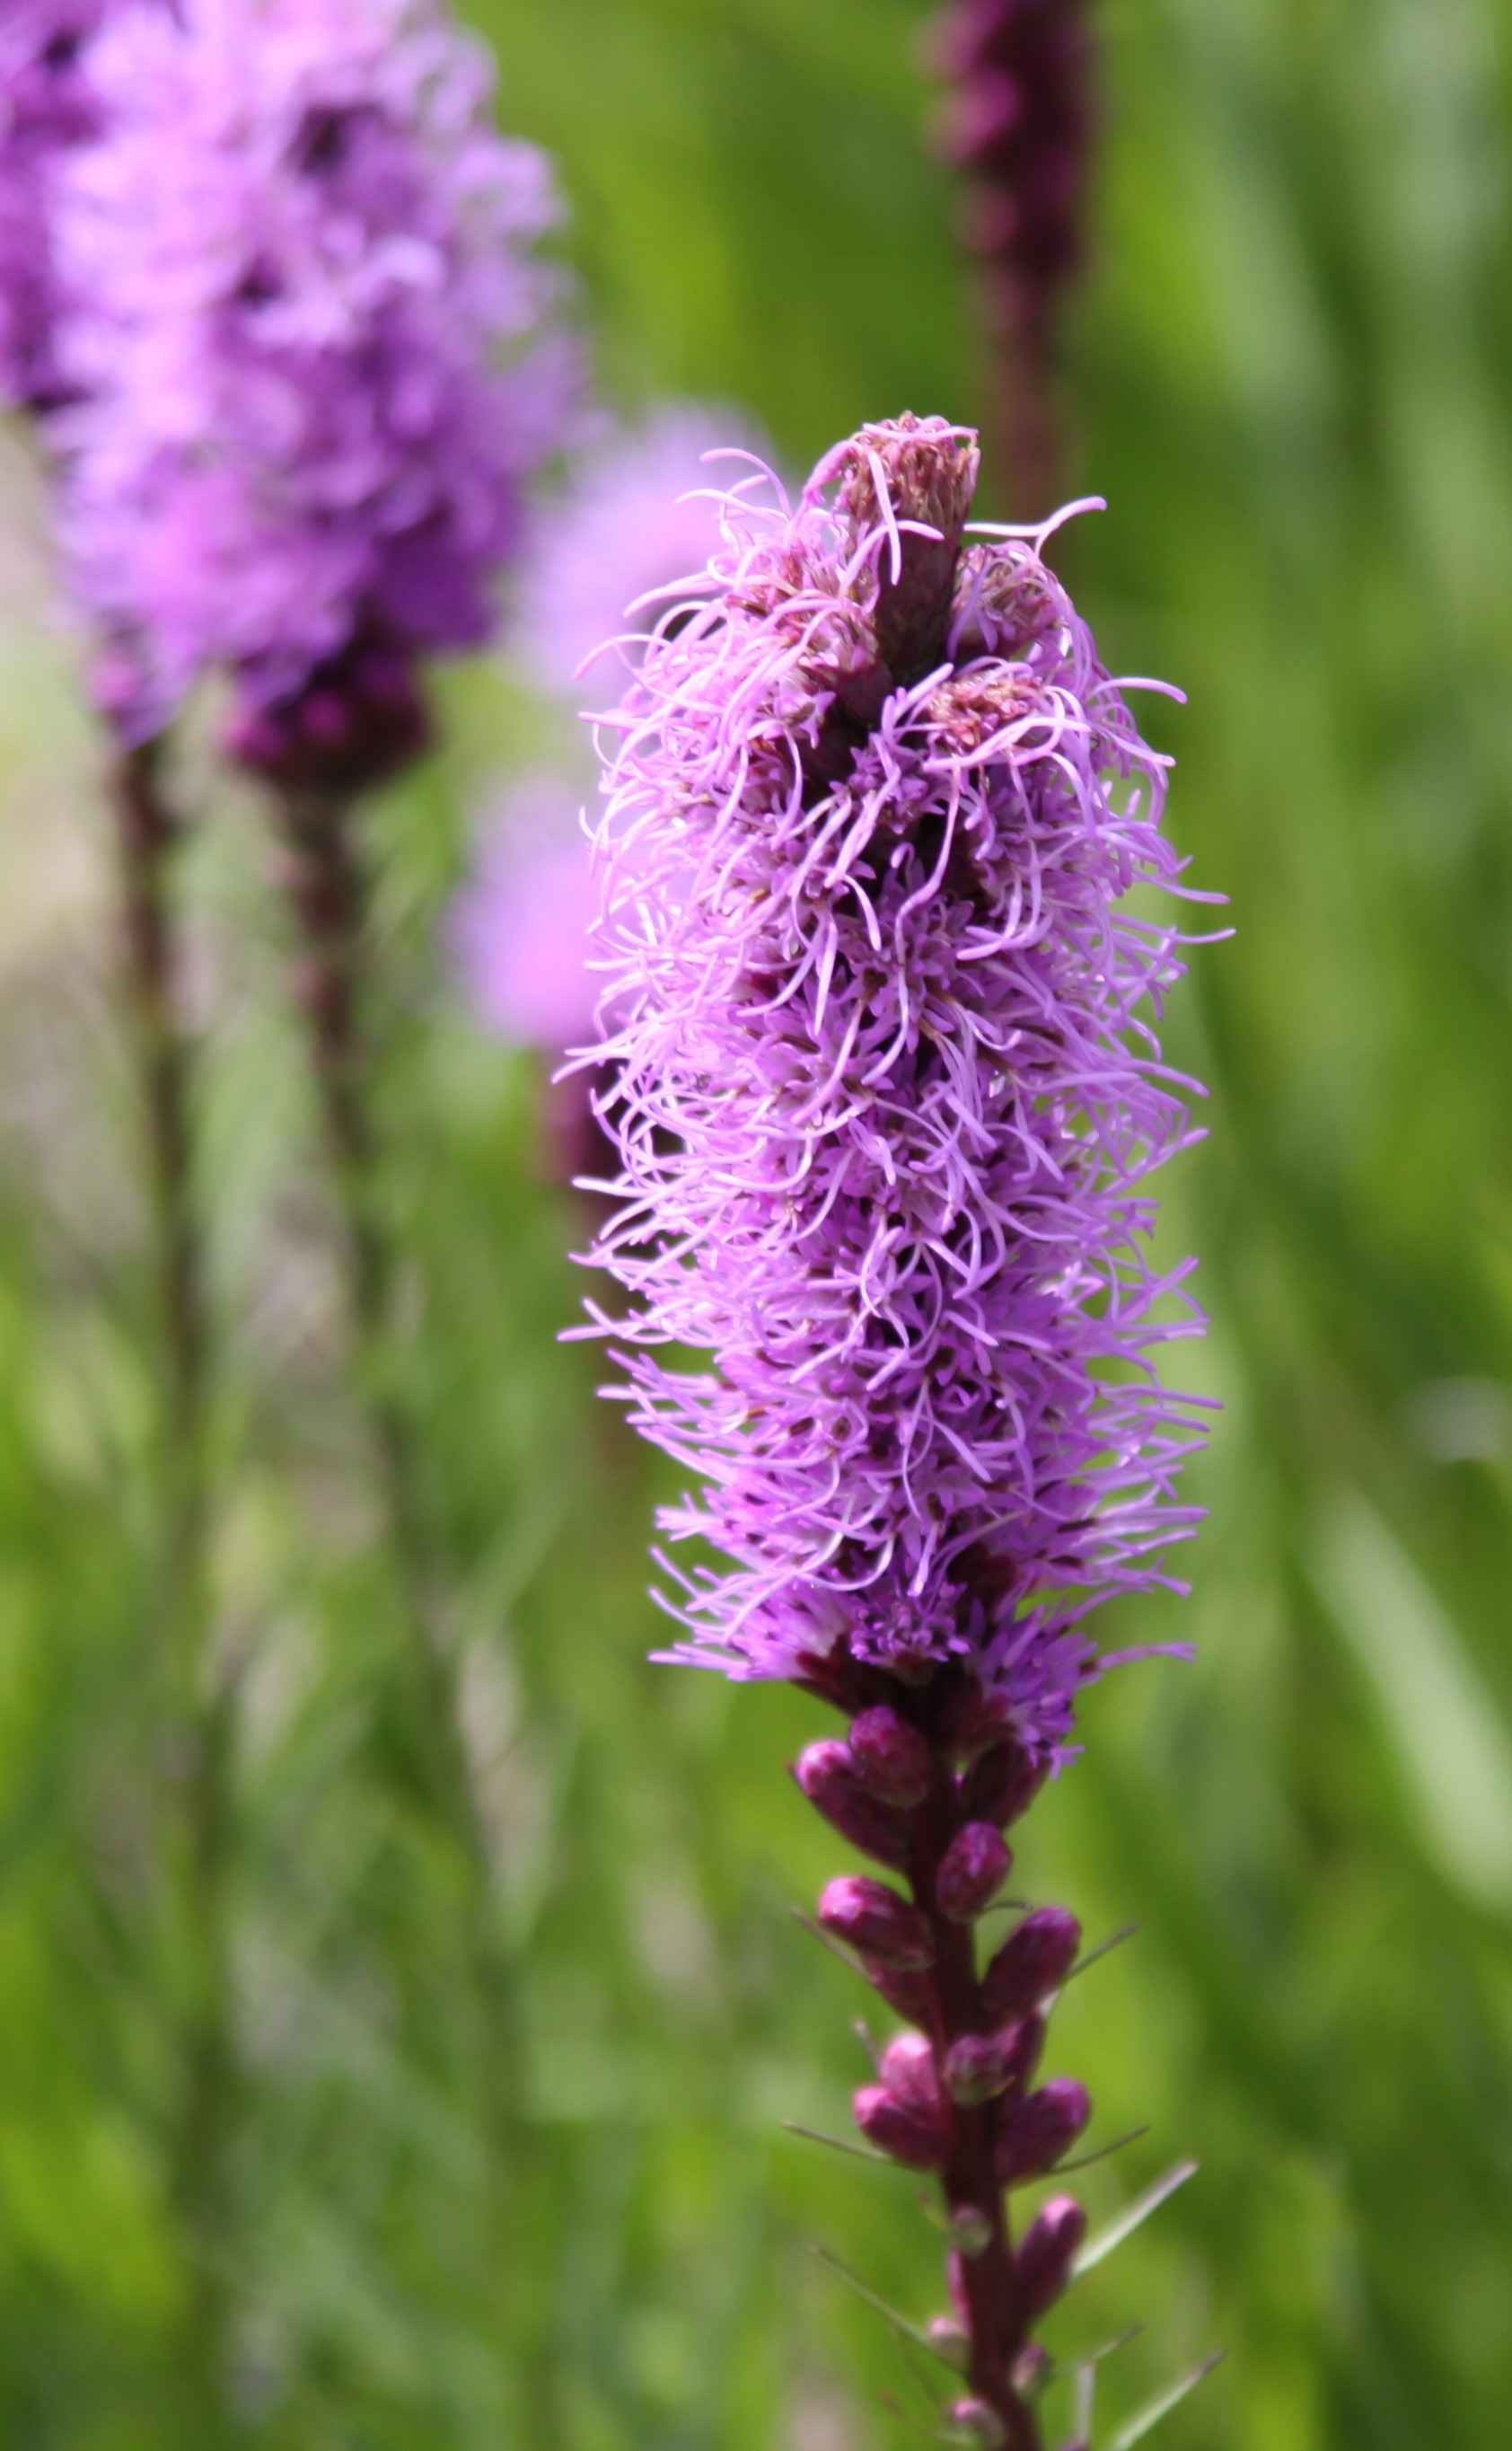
[996,2008,1046,2096]
[981,1907,1081,2027]
[943,2032,1012,2104]
[794,1740,910,1867]
[948,2397,1006,2447]
[947,2204,994,2254]
[860,1951,932,2023]
[1011,2342,1052,2399]
[935,1821,1010,1920]
[848,1706,935,1807]
[1014,2194,1086,2319]
[957,1735,1047,1829]
[818,1875,935,1969]
[994,2078,1092,2184]
[927,2314,969,2371]
[853,2082,945,2169]
[879,2031,940,2109]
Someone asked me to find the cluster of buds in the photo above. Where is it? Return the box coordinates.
[801,1658,1091,2446]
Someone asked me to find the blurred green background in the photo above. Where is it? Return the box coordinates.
[2,0,1512,2443]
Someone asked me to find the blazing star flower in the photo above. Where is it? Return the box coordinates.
[52,0,575,757]
[514,401,772,700]
[583,416,1221,2438]
[581,414,1211,1758]
[0,0,113,412]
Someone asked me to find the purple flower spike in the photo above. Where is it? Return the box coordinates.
[0,0,118,411]
[586,415,1216,2446]
[55,0,576,756]
[583,413,1210,1759]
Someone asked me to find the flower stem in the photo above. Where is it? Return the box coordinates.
[110,740,234,2441]
[270,782,555,2432]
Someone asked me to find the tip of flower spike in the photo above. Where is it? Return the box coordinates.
[813,412,980,685]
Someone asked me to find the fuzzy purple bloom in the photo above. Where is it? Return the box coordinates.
[0,0,115,411]
[579,414,1212,1756]
[53,0,574,747]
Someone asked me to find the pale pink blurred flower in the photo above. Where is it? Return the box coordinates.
[452,771,593,1049]
[514,401,774,699]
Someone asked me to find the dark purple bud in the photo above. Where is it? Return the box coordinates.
[981,1907,1081,2027]
[948,2399,1006,2447]
[996,2008,1046,2097]
[994,2078,1092,2184]
[794,1740,910,1868]
[818,1876,935,1970]
[853,2082,945,2169]
[934,1821,1010,1920]
[1014,2194,1086,2320]
[848,1706,934,1807]
[879,2031,940,2110]
[942,2032,1012,2105]
[859,1951,932,2023]
[957,1735,1047,1829]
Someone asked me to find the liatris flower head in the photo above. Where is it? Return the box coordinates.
[54,0,575,776]
[514,400,773,700]
[0,0,113,411]
[583,411,1210,1760]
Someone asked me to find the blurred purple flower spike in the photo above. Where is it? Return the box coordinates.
[0,0,113,411]
[454,405,775,1186]
[927,0,1094,510]
[576,410,1219,2447]
[54,0,576,768]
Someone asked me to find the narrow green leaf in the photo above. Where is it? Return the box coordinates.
[783,2120,895,2167]
[1051,2124,1150,2176]
[1071,2160,1199,2276]
[1068,1922,1139,1981]
[1109,2352,1224,2449]
[811,2246,958,2370]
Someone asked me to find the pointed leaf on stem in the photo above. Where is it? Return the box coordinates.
[784,2120,895,2167]
[812,2246,961,2371]
[1067,1923,1139,1981]
[1109,2352,1223,2448]
[1072,2161,1199,2276]
[1052,2124,1150,2176]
